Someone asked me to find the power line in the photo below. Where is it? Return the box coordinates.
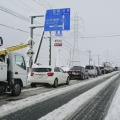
[0,4,30,22]
[38,0,55,8]
[80,34,120,38]
[0,23,41,37]
[33,0,48,9]
[18,0,37,12]
[10,0,32,13]
[62,34,120,39]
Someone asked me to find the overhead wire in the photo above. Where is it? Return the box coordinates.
[33,0,48,9]
[0,4,30,22]
[9,0,32,13]
[0,23,41,37]
[37,0,54,8]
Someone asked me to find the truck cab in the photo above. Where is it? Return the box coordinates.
[0,52,27,96]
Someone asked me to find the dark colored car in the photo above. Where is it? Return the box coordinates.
[67,66,89,80]
[99,66,106,74]
[96,67,102,76]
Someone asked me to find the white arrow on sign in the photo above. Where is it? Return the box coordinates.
[49,25,54,28]
[27,49,34,57]
[28,39,35,47]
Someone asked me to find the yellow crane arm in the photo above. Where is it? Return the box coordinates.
[0,44,28,55]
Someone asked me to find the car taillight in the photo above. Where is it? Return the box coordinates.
[47,72,54,76]
[77,72,81,74]
[67,72,71,74]
[31,72,34,76]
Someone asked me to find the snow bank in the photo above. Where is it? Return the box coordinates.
[0,72,118,118]
[105,78,120,120]
[39,74,119,120]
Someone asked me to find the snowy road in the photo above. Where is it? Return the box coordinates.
[69,74,120,120]
[0,72,119,120]
[0,72,117,106]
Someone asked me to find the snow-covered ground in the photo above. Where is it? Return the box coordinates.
[105,77,120,120]
[22,87,43,92]
[0,72,118,118]
[39,73,119,120]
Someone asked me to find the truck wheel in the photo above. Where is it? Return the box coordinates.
[11,81,21,96]
[0,86,6,95]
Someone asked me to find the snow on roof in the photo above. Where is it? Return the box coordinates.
[61,66,70,71]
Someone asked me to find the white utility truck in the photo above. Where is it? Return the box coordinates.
[0,44,28,96]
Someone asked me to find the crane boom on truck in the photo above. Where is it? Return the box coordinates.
[0,43,28,96]
[0,43,28,55]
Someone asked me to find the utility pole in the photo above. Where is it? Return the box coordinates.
[98,54,100,66]
[69,50,72,67]
[49,31,51,66]
[88,50,92,65]
[72,13,79,66]
[29,16,34,69]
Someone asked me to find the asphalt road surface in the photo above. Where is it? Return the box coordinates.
[1,73,119,120]
[69,75,120,120]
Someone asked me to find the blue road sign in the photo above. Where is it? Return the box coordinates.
[44,8,70,31]
[55,30,63,36]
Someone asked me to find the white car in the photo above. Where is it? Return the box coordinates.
[85,65,97,77]
[28,66,70,88]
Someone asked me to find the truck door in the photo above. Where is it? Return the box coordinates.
[0,62,7,81]
[13,54,27,87]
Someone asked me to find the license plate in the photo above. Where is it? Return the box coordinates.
[72,72,76,75]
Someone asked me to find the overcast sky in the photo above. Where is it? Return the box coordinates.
[0,0,120,67]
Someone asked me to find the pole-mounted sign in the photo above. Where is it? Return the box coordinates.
[44,8,70,36]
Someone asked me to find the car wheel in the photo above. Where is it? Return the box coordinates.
[66,77,70,85]
[11,81,21,96]
[82,75,85,80]
[31,83,36,88]
[53,79,58,88]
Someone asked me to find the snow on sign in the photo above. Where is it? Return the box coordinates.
[44,8,70,31]
[27,49,34,57]
[54,40,62,47]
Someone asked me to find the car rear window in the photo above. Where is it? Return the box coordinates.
[70,66,82,70]
[99,67,104,69]
[85,66,94,69]
[31,68,52,72]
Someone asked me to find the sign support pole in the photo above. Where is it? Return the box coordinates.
[49,31,51,66]
[28,15,44,68]
[29,16,34,68]
[34,31,45,64]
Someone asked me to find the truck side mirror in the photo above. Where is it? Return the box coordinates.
[7,58,10,65]
[0,37,3,46]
